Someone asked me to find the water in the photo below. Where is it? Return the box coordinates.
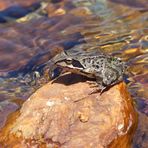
[0,0,147,147]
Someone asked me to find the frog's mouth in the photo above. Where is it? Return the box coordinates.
[57,59,84,70]
[56,60,94,78]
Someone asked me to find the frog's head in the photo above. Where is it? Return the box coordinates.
[52,51,71,64]
[102,57,127,86]
[52,51,84,70]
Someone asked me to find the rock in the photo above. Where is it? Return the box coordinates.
[69,7,92,17]
[0,73,137,147]
[0,14,84,76]
[0,0,39,10]
[109,0,148,10]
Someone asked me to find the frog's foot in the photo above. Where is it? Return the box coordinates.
[87,83,106,95]
[100,85,107,94]
[89,86,106,95]
[88,88,100,95]
[86,81,99,94]
[86,80,98,88]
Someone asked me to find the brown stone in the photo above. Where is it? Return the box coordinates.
[69,7,92,17]
[0,73,137,147]
[0,0,39,10]
[109,0,148,10]
[0,12,84,76]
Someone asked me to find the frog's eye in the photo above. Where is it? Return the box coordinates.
[66,59,72,64]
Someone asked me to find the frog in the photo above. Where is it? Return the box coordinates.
[48,50,127,92]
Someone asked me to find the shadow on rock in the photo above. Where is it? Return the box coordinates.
[52,73,94,86]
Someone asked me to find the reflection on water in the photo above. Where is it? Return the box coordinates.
[0,0,147,147]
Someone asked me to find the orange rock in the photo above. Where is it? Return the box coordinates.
[0,73,137,147]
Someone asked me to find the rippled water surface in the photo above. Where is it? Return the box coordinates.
[0,0,147,147]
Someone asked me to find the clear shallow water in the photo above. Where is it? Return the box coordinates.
[0,0,147,147]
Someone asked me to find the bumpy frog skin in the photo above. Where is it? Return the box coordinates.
[50,50,127,92]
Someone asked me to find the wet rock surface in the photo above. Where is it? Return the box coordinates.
[0,0,147,147]
[0,73,137,147]
[0,0,40,10]
[0,0,87,76]
[109,0,148,10]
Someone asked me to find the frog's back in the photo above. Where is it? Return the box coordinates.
[77,55,108,71]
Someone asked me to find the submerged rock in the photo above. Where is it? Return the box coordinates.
[0,73,137,147]
[0,0,40,10]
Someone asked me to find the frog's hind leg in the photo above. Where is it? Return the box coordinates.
[86,80,101,95]
[88,76,106,95]
[88,84,106,95]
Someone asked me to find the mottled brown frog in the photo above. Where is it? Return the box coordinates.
[50,50,127,92]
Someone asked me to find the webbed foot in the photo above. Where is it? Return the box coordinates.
[86,80,98,88]
[87,81,106,95]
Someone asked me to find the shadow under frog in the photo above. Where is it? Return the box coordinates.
[51,72,119,95]
[52,72,94,86]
